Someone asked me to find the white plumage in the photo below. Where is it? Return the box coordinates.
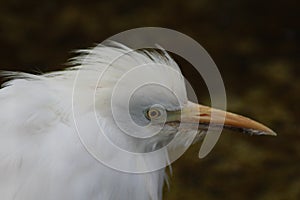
[0,42,275,200]
[0,43,189,200]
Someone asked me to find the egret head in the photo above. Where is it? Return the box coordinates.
[71,42,275,172]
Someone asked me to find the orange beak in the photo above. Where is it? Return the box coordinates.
[173,101,276,136]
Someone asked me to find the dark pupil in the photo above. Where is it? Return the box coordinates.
[150,110,158,118]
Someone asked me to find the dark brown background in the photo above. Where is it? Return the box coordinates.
[0,0,299,199]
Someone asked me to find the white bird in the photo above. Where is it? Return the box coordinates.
[0,42,275,200]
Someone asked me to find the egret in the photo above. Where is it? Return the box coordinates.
[0,42,275,200]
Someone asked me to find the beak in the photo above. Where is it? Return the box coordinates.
[169,101,276,136]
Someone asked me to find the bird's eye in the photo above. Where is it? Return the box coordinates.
[146,108,162,120]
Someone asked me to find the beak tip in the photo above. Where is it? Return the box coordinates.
[266,131,277,136]
[260,129,277,136]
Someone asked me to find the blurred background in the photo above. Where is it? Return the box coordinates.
[0,0,299,199]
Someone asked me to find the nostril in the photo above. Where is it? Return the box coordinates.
[199,114,210,117]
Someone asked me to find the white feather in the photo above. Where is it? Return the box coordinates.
[0,42,190,200]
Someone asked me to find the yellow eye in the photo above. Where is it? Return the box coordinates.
[147,108,161,120]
